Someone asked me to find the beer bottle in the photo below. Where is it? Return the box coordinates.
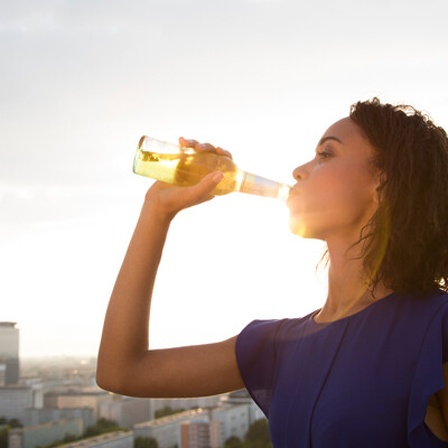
[133,136,290,201]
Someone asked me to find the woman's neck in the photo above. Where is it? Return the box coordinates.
[314,247,393,323]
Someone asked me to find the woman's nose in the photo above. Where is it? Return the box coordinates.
[292,163,308,181]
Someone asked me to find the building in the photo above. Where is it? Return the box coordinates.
[134,409,206,448]
[0,322,20,385]
[178,398,260,448]
[8,419,83,448]
[24,406,95,429]
[211,403,251,443]
[56,431,133,448]
[133,393,264,448]
[99,395,152,428]
[0,385,42,423]
[149,395,223,420]
[180,418,224,448]
[44,387,111,419]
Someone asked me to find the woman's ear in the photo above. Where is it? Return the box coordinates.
[373,171,386,204]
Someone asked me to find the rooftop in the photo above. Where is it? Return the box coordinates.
[134,409,205,428]
[0,322,17,328]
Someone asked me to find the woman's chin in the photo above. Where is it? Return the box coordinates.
[289,217,309,238]
[289,217,324,240]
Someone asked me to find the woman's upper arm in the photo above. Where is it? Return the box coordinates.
[97,335,244,398]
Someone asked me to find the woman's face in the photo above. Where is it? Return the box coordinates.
[288,117,381,243]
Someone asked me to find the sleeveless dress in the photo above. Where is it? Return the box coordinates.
[235,291,448,447]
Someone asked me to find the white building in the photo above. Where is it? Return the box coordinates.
[24,406,95,429]
[44,387,111,419]
[133,394,264,448]
[0,385,42,423]
[134,409,207,448]
[0,322,20,385]
[56,431,133,448]
[99,395,152,428]
[211,403,252,442]
[149,395,223,419]
[8,419,83,448]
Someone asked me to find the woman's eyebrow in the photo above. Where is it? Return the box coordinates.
[318,136,343,146]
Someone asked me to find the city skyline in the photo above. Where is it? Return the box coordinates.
[1,0,448,357]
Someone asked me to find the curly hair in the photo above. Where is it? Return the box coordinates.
[349,98,448,295]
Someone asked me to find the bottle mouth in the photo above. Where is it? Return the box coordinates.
[138,135,147,149]
[277,184,291,202]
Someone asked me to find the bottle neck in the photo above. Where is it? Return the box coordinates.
[239,172,290,201]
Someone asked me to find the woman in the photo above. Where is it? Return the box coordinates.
[97,98,448,447]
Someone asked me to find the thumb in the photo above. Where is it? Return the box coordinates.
[178,171,225,209]
[195,171,224,195]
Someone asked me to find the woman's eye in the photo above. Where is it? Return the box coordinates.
[317,150,331,159]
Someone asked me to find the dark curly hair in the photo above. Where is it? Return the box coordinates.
[349,98,448,295]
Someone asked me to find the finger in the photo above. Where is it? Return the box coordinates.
[216,146,233,159]
[194,170,224,194]
[197,142,216,152]
[179,137,232,158]
[175,171,223,209]
[179,137,221,152]
[179,137,199,149]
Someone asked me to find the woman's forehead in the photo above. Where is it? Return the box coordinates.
[322,117,370,146]
[323,117,356,138]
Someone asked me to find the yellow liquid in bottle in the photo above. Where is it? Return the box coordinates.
[134,149,244,195]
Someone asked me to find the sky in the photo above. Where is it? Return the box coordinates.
[1,0,447,358]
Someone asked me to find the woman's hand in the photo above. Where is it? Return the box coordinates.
[143,137,231,220]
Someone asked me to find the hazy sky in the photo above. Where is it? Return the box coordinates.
[1,0,447,357]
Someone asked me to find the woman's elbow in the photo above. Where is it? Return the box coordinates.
[96,358,151,397]
[96,359,126,395]
[96,367,114,393]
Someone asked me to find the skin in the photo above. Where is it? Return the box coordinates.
[288,117,389,321]
[96,122,448,439]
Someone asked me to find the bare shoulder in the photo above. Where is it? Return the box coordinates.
[97,336,244,399]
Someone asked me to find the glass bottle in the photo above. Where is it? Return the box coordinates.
[133,136,290,201]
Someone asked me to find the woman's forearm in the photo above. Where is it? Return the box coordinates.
[96,200,172,391]
[96,171,239,397]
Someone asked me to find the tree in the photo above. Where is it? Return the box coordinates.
[0,418,23,448]
[85,418,122,437]
[224,435,243,448]
[0,417,22,428]
[154,406,185,419]
[135,436,159,448]
[0,426,8,448]
[244,419,272,448]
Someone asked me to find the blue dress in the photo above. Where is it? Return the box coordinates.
[235,291,448,447]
